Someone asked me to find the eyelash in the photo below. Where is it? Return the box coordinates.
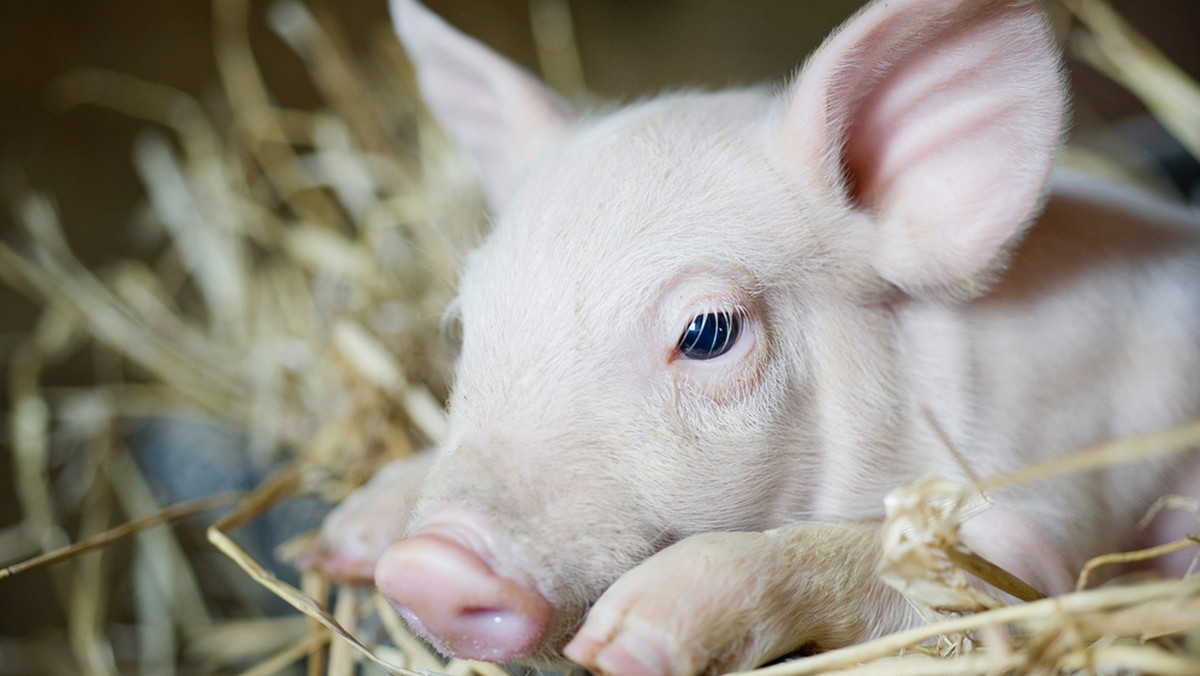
[677,310,742,360]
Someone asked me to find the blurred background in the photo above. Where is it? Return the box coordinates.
[1,0,1197,278]
[0,0,1197,673]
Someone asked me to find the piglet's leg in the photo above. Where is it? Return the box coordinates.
[310,453,435,582]
[564,522,906,676]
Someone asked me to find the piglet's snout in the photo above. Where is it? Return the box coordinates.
[375,515,553,662]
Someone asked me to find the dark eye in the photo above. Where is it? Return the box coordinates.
[677,311,741,360]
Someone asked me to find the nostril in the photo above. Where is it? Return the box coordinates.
[459,606,545,652]
[463,606,511,620]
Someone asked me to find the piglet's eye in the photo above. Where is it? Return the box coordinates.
[677,311,741,360]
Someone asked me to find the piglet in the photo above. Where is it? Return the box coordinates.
[317,0,1200,674]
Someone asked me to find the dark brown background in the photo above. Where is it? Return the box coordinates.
[1,0,1197,276]
[0,0,1196,650]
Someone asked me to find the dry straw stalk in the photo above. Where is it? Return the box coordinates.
[1,0,1198,674]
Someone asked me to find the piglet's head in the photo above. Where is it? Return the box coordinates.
[376,0,1062,665]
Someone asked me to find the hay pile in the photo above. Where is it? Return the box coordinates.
[1,0,1198,674]
[1,0,476,671]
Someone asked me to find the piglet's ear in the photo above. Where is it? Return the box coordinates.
[783,0,1064,298]
[391,0,573,210]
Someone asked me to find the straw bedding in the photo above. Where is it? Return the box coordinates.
[1,1,1198,674]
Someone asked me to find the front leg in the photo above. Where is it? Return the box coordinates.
[563,521,907,676]
[310,452,435,581]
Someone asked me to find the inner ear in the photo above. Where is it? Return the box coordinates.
[781,0,1064,299]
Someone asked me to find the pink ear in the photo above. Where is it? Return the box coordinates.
[784,0,1064,297]
[390,0,573,210]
